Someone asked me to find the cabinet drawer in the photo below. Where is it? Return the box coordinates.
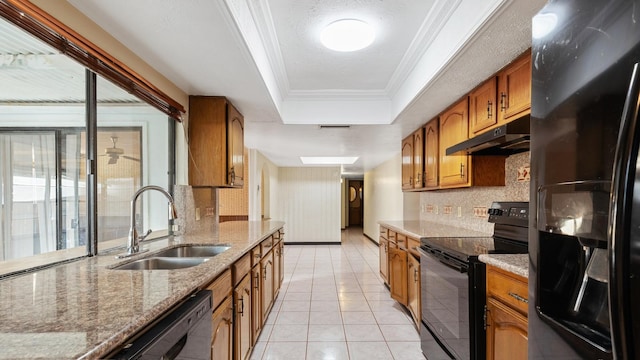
[388,231,397,243]
[205,269,232,311]
[232,252,251,286]
[379,227,388,240]
[487,265,528,315]
[396,233,407,250]
[261,236,274,254]
[407,237,420,258]
[251,246,263,267]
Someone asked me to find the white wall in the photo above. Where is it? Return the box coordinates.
[248,149,279,221]
[276,167,341,243]
[363,153,404,242]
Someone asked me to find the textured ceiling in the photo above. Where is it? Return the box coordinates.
[37,0,546,175]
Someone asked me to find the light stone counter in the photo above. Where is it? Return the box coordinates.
[379,220,492,239]
[0,220,284,360]
[478,254,529,278]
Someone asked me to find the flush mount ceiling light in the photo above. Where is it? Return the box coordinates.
[320,19,375,52]
[300,156,359,165]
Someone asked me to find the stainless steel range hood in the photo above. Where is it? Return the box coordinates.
[446,115,530,155]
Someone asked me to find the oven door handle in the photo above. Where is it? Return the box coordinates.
[418,247,468,273]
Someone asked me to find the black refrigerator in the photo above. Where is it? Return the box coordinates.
[530,0,640,359]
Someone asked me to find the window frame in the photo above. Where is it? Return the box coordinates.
[0,1,179,275]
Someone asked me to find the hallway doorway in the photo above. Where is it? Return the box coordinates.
[348,179,363,227]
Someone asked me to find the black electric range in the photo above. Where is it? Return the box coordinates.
[418,201,529,360]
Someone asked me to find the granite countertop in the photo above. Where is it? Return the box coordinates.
[379,220,492,239]
[0,220,284,360]
[478,254,529,278]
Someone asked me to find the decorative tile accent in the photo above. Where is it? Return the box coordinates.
[517,164,531,182]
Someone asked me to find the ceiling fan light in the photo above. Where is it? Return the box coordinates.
[320,19,375,52]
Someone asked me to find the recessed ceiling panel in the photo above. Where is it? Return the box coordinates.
[268,0,435,91]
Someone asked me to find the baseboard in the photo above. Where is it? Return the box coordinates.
[364,233,379,245]
[283,242,341,246]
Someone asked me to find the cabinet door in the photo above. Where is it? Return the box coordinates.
[486,297,528,360]
[188,96,227,186]
[273,240,282,297]
[407,254,421,326]
[401,135,414,190]
[234,276,252,360]
[498,50,531,123]
[278,241,284,287]
[469,77,497,136]
[379,237,389,284]
[439,98,470,188]
[424,119,439,189]
[388,246,408,306]
[211,297,233,360]
[413,128,425,189]
[251,266,262,341]
[227,103,244,187]
[261,251,275,322]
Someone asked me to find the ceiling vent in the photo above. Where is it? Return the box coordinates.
[319,125,351,129]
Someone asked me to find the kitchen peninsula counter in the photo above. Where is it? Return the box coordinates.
[0,220,284,360]
[379,220,493,239]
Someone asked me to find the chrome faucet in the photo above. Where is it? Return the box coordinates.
[119,185,177,258]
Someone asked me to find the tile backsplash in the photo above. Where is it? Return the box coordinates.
[419,152,530,234]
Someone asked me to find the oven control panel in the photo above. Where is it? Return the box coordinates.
[488,202,529,226]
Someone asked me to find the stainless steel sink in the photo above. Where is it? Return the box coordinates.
[154,245,231,258]
[112,257,209,270]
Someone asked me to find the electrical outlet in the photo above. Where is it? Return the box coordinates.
[473,207,488,218]
[195,207,201,221]
[434,205,439,214]
[457,206,462,217]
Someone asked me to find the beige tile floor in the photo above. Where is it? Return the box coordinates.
[250,227,425,360]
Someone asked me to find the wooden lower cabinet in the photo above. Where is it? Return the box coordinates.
[273,240,283,297]
[234,275,252,360]
[486,297,528,360]
[216,227,283,360]
[486,265,528,360]
[379,237,389,284]
[407,254,421,325]
[389,246,408,306]
[211,296,233,360]
[261,250,275,321]
[251,264,262,341]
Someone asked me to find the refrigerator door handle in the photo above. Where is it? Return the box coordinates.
[609,62,640,360]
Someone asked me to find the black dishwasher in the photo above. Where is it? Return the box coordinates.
[108,290,212,359]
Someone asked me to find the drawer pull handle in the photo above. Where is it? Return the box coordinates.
[508,292,528,303]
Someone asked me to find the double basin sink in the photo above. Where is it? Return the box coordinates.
[112,245,231,270]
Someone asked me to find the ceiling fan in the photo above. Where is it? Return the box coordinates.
[103,136,140,164]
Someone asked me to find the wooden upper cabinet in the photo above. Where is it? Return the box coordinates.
[498,49,531,124]
[188,96,244,188]
[469,77,498,137]
[439,98,471,188]
[401,135,414,190]
[413,127,425,189]
[228,104,245,187]
[424,119,439,189]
